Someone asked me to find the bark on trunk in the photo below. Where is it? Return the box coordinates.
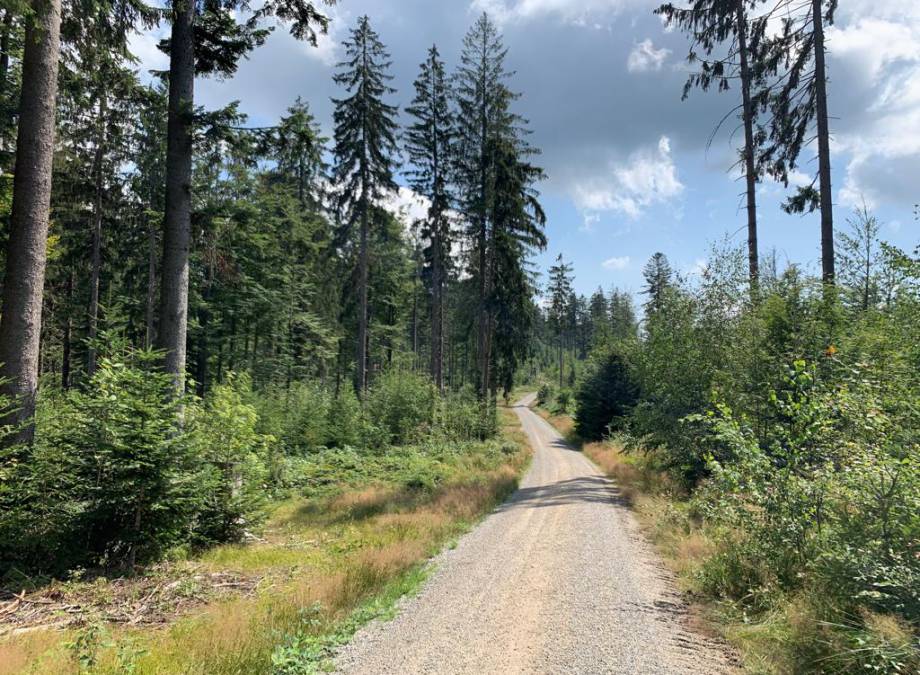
[430,224,443,391]
[355,202,369,395]
[812,0,834,285]
[157,0,195,391]
[87,94,107,377]
[62,273,73,390]
[737,2,759,293]
[0,0,62,444]
[145,217,157,348]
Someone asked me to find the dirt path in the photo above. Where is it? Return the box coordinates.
[334,394,737,674]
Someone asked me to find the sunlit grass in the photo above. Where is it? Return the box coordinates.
[1,410,530,674]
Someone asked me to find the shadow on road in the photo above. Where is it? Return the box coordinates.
[497,475,631,510]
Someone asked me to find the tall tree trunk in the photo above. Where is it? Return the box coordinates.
[355,201,369,394]
[737,2,759,292]
[0,0,62,444]
[430,223,443,391]
[87,94,107,377]
[812,0,834,285]
[558,336,563,390]
[61,273,73,390]
[158,0,195,390]
[145,217,157,348]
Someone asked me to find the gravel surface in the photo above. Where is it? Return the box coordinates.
[334,394,737,674]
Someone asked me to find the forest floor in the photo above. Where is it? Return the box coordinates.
[333,394,739,674]
[0,408,530,674]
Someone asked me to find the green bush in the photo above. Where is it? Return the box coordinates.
[536,382,553,407]
[189,375,274,545]
[1,350,199,573]
[364,370,437,446]
[574,345,639,441]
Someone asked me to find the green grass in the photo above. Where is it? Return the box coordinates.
[1,409,531,675]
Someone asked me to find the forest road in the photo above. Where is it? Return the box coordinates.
[333,393,737,674]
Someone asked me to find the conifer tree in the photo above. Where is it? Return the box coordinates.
[272,97,326,208]
[760,0,836,284]
[547,254,574,389]
[405,44,454,391]
[157,0,333,391]
[0,0,63,443]
[455,12,528,398]
[656,0,770,290]
[642,252,674,317]
[331,15,399,394]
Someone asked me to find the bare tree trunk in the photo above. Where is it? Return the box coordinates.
[158,0,195,391]
[355,200,369,395]
[812,0,834,285]
[145,218,157,348]
[62,273,73,390]
[737,2,759,293]
[87,94,107,377]
[0,0,62,444]
[430,224,443,391]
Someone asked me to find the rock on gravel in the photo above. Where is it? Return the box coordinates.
[333,394,738,674]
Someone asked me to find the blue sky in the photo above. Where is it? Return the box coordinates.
[131,0,919,299]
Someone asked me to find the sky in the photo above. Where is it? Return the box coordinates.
[130,0,920,299]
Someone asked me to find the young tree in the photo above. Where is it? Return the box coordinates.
[331,15,399,394]
[157,0,333,391]
[839,205,882,313]
[656,0,769,290]
[405,44,454,391]
[642,252,674,317]
[761,0,836,284]
[547,254,574,389]
[0,0,63,442]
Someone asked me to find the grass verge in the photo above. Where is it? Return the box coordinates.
[535,406,919,674]
[0,407,531,675]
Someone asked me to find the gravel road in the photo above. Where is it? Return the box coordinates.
[334,394,737,674]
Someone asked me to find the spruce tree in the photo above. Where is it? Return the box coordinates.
[405,44,454,392]
[331,15,399,394]
[642,252,674,317]
[656,0,770,291]
[455,12,529,398]
[547,254,574,390]
[157,0,333,391]
[0,0,63,443]
[760,0,836,284]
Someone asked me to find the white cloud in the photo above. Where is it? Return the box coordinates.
[572,135,684,219]
[470,0,639,25]
[602,255,630,270]
[627,39,670,73]
[825,9,920,209]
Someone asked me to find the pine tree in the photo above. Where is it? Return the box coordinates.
[656,0,770,291]
[760,0,836,284]
[0,0,63,443]
[642,252,674,317]
[547,254,574,389]
[331,15,399,394]
[405,44,454,392]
